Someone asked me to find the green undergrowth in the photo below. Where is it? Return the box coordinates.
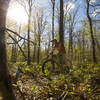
[8,62,100,99]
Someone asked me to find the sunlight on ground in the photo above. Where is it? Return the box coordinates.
[0,92,2,100]
[7,2,28,25]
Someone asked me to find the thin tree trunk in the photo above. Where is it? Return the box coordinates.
[68,28,73,64]
[82,31,85,63]
[37,34,40,64]
[11,43,17,62]
[33,44,36,62]
[27,0,32,65]
[0,0,16,100]
[51,0,55,40]
[47,37,51,54]
[51,0,55,64]
[27,16,31,65]
[86,0,96,63]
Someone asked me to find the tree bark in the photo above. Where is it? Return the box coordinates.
[37,34,41,64]
[86,0,96,63]
[58,0,66,72]
[51,0,55,63]
[68,27,73,65]
[33,44,36,62]
[59,0,64,47]
[0,0,16,100]
[11,43,17,62]
[36,10,45,64]
[51,0,55,40]
[82,31,85,63]
[27,0,33,65]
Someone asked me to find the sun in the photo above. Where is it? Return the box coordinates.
[7,2,28,24]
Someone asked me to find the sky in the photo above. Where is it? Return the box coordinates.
[6,0,92,46]
[6,0,100,46]
[35,0,49,7]
[7,2,28,24]
[7,0,87,28]
[36,0,87,22]
[7,0,50,25]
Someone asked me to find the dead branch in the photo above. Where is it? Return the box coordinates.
[7,32,27,60]
[5,27,36,45]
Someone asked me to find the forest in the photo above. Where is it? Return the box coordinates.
[0,0,100,100]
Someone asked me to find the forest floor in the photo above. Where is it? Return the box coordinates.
[9,62,100,100]
[9,63,55,100]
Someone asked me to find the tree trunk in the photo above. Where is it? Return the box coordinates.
[33,44,36,62]
[0,0,16,100]
[59,0,64,47]
[68,28,73,65]
[27,0,32,65]
[95,38,100,56]
[37,34,40,64]
[51,0,55,63]
[58,0,66,72]
[11,43,17,62]
[27,16,31,65]
[47,36,51,55]
[86,0,96,63]
[51,0,55,40]
[82,31,85,63]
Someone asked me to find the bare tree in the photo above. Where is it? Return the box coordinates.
[36,9,47,64]
[27,0,33,65]
[11,41,17,62]
[86,0,96,63]
[51,0,55,40]
[67,8,78,64]
[32,19,37,62]
[16,0,35,65]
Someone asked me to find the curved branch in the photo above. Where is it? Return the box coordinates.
[5,27,36,45]
[8,32,27,60]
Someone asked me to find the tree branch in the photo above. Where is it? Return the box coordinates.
[5,27,36,45]
[8,32,27,60]
[15,0,29,16]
